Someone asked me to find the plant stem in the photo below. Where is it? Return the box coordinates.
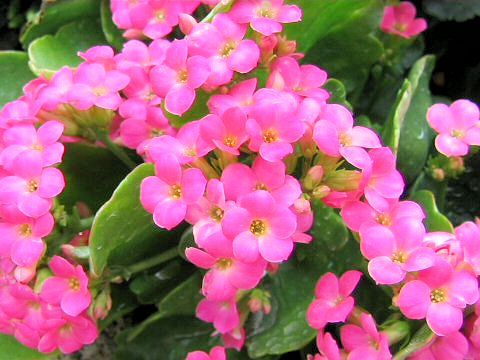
[201,0,234,22]
[97,131,137,170]
[126,247,179,275]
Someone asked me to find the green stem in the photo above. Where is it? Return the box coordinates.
[201,0,234,22]
[126,247,179,275]
[97,131,137,170]
[393,324,434,360]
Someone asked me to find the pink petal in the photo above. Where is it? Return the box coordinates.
[202,270,237,301]
[181,168,206,203]
[450,99,480,129]
[165,39,188,70]
[251,17,282,36]
[276,4,302,23]
[18,193,51,218]
[268,207,297,239]
[403,246,436,272]
[11,238,45,266]
[427,103,454,133]
[186,56,211,89]
[185,247,216,269]
[435,134,469,156]
[258,235,293,262]
[359,225,395,259]
[140,176,169,213]
[10,150,42,179]
[448,270,479,305]
[239,190,275,217]
[40,277,70,304]
[368,256,405,284]
[259,141,293,162]
[326,296,354,323]
[49,255,75,277]
[61,290,91,316]
[340,201,376,232]
[340,324,369,351]
[313,120,340,156]
[340,146,371,169]
[463,126,480,146]
[165,85,195,116]
[397,280,430,319]
[150,65,178,97]
[314,272,339,300]
[37,168,65,198]
[348,126,381,148]
[427,302,463,336]
[306,299,327,329]
[228,260,265,289]
[339,270,362,297]
[228,40,259,73]
[233,231,259,263]
[222,207,251,239]
[154,153,182,185]
[153,198,186,230]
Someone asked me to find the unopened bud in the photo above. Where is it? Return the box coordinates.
[449,156,464,172]
[294,197,311,214]
[267,262,279,274]
[431,167,445,181]
[277,35,297,56]
[304,165,324,190]
[248,297,262,313]
[312,185,330,199]
[178,13,197,35]
[93,290,113,320]
[14,265,36,284]
[324,169,362,192]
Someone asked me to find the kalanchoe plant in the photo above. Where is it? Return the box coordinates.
[0,0,479,359]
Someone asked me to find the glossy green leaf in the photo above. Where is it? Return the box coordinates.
[323,78,351,109]
[395,55,436,183]
[115,316,220,360]
[411,190,454,232]
[28,18,107,77]
[0,51,35,107]
[423,0,480,22]
[0,334,49,360]
[89,163,174,275]
[246,200,363,358]
[101,0,126,50]
[20,0,100,47]
[178,226,196,260]
[58,143,130,212]
[294,0,384,93]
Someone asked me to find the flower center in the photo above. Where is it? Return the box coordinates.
[177,69,188,83]
[210,206,224,222]
[394,22,407,32]
[255,182,268,191]
[93,86,108,96]
[224,135,238,147]
[170,184,182,199]
[32,142,43,151]
[184,147,197,157]
[155,10,165,21]
[17,224,32,237]
[216,258,233,270]
[150,128,164,138]
[221,42,236,58]
[376,213,392,226]
[339,132,352,146]
[250,219,267,236]
[451,129,464,139]
[27,180,39,192]
[69,277,80,291]
[430,288,446,303]
[60,323,74,334]
[263,129,278,143]
[391,251,407,263]
[258,3,275,18]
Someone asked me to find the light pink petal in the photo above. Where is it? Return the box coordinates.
[450,99,480,129]
[61,290,91,316]
[239,190,275,217]
[435,134,469,156]
[185,247,216,269]
[41,143,64,166]
[258,235,293,262]
[49,255,75,277]
[18,193,51,218]
[187,55,211,89]
[222,207,251,239]
[140,176,169,213]
[340,146,371,169]
[371,170,404,199]
[427,103,454,133]
[165,39,188,70]
[95,93,122,110]
[10,150,42,179]
[276,4,302,23]
[165,85,195,116]
[463,126,480,145]
[251,17,282,36]
[181,168,206,204]
[220,163,255,201]
[232,231,259,263]
[228,40,260,73]
[340,201,376,232]
[313,120,340,156]
[200,114,224,145]
[228,260,265,289]
[339,270,362,297]
[270,176,302,207]
[40,277,70,304]
[259,141,293,162]
[403,246,436,272]
[418,257,453,289]
[268,207,297,239]
[186,352,210,360]
[368,256,405,284]
[154,152,182,185]
[427,303,463,336]
[153,198,186,230]
[202,270,237,301]
[11,238,45,266]
[397,280,430,319]
[348,126,381,148]
[150,65,178,97]
[340,324,369,351]
[37,168,65,198]
[448,270,479,305]
[359,225,395,259]
[229,1,255,23]
[214,306,240,334]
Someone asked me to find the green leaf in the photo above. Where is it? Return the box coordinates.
[58,143,131,212]
[0,51,35,107]
[0,334,49,360]
[178,226,196,260]
[20,0,100,47]
[395,55,436,183]
[423,0,480,22]
[246,200,363,358]
[89,163,175,275]
[411,190,454,232]
[393,324,435,360]
[115,316,220,360]
[98,284,139,331]
[323,78,351,109]
[293,0,384,94]
[28,18,108,77]
[101,0,126,50]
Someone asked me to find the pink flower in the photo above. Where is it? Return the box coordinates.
[185,233,266,301]
[246,102,304,162]
[186,346,226,360]
[222,190,297,263]
[0,100,39,128]
[40,256,92,317]
[380,2,427,38]
[68,62,130,110]
[196,297,240,334]
[222,326,245,351]
[456,221,480,275]
[37,313,98,354]
[0,209,53,267]
[208,78,257,116]
[307,271,362,329]
[115,39,168,70]
[229,0,302,36]
[362,147,405,212]
[37,67,73,110]
[140,153,207,230]
[313,104,381,168]
[427,99,480,156]
[188,14,260,86]
[78,46,116,70]
[150,39,210,115]
[340,313,392,360]
[1,120,64,169]
[397,257,479,335]
[267,56,329,101]
[0,151,65,218]
[410,331,468,360]
[315,331,341,360]
[360,217,436,284]
[200,107,248,155]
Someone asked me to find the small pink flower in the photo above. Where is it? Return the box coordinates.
[115,39,168,70]
[37,313,98,354]
[307,270,362,329]
[246,102,304,162]
[0,100,39,128]
[68,62,130,110]
[40,256,92,317]
[397,257,479,335]
[140,153,207,230]
[0,151,65,218]
[200,107,249,155]
[380,2,427,38]
[410,331,468,360]
[186,346,226,360]
[78,46,116,70]
[37,67,74,110]
[185,233,266,301]
[196,297,240,334]
[222,326,245,351]
[340,313,392,360]
[456,221,480,275]
[313,104,381,168]
[150,39,210,115]
[427,99,480,156]
[208,78,257,116]
[222,190,297,263]
[315,331,341,360]
[229,0,302,36]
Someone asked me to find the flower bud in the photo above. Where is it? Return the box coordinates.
[179,14,197,35]
[303,165,324,190]
[92,289,113,320]
[431,167,445,181]
[324,170,362,192]
[312,185,330,199]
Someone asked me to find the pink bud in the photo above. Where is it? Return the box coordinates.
[179,13,197,35]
